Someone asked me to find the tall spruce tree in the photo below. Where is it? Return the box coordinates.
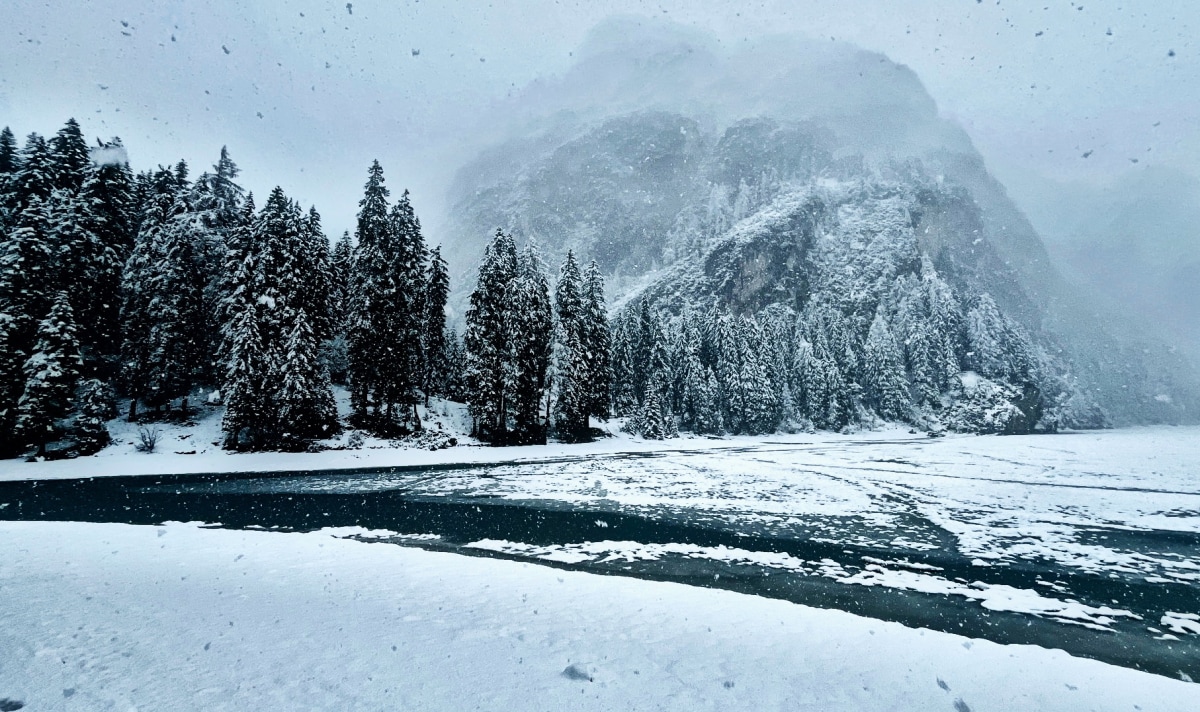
[278,310,338,443]
[49,118,90,193]
[0,127,17,174]
[347,163,428,430]
[15,293,82,455]
[0,313,22,454]
[13,134,55,214]
[347,161,391,419]
[553,250,590,441]
[387,190,427,429]
[463,229,517,443]
[506,242,553,444]
[0,195,54,360]
[862,309,910,421]
[581,260,612,421]
[0,126,19,230]
[220,187,336,448]
[423,245,450,403]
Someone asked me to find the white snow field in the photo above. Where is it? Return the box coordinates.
[1,520,1196,712]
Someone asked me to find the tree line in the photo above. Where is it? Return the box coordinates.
[0,118,458,456]
[0,117,1093,458]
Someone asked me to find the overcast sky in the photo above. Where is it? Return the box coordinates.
[2,0,1196,238]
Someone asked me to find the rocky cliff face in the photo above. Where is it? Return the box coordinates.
[439,19,1200,427]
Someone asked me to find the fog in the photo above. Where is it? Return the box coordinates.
[3,0,1198,354]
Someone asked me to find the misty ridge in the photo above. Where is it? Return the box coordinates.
[1,14,1197,459]
[443,16,1200,428]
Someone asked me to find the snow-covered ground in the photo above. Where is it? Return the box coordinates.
[0,395,900,482]
[1,520,1196,712]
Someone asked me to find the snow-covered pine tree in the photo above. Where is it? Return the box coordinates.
[220,186,336,449]
[75,143,136,364]
[965,293,1033,384]
[0,195,54,360]
[12,133,55,214]
[505,242,552,444]
[323,230,354,385]
[633,389,675,440]
[695,365,724,434]
[299,206,333,342]
[215,193,256,370]
[553,250,590,441]
[0,127,18,231]
[608,315,638,417]
[74,378,115,455]
[278,310,338,445]
[220,297,273,448]
[0,127,16,175]
[632,299,657,405]
[385,189,428,430]
[442,326,467,402]
[0,313,22,454]
[15,292,82,455]
[744,318,780,434]
[49,118,91,194]
[581,260,612,421]
[347,161,391,420]
[144,201,211,412]
[346,165,427,430]
[862,308,910,421]
[193,146,244,234]
[464,229,517,443]
[423,245,450,404]
[329,230,354,334]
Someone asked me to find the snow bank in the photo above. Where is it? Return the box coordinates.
[0,521,1196,711]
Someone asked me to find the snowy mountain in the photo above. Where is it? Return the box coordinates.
[440,18,1200,429]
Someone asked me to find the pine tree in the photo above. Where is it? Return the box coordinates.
[74,378,115,455]
[347,161,391,419]
[0,195,55,359]
[388,190,427,428]
[464,229,517,443]
[442,326,467,401]
[329,230,354,334]
[15,293,82,455]
[0,313,22,454]
[697,366,723,434]
[194,146,244,233]
[49,118,91,193]
[13,133,55,213]
[346,164,426,430]
[966,293,1032,383]
[608,315,638,416]
[144,207,211,411]
[299,206,333,341]
[76,144,136,363]
[862,308,910,421]
[0,126,19,230]
[278,311,338,444]
[506,242,553,444]
[581,260,612,421]
[423,245,450,403]
[221,299,273,448]
[0,127,17,174]
[553,250,590,441]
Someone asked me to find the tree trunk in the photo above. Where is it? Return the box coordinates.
[412,402,422,431]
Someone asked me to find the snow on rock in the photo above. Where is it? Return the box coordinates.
[1,520,1197,711]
